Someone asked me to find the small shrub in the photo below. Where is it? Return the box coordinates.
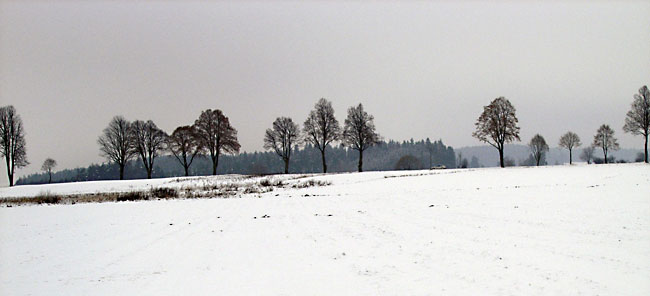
[38,195,61,204]
[260,178,273,187]
[150,187,178,199]
[31,191,62,204]
[222,183,238,193]
[260,178,284,187]
[243,186,261,194]
[117,191,148,202]
[291,179,331,189]
[201,184,219,191]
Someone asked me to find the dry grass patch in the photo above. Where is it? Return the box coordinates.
[1,175,332,207]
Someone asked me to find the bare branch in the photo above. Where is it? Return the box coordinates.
[0,105,29,186]
[471,97,520,168]
[528,134,549,166]
[303,98,341,173]
[342,103,381,172]
[592,124,619,164]
[97,116,136,179]
[167,125,203,176]
[130,120,168,178]
[264,117,300,173]
[623,85,650,163]
[194,109,241,175]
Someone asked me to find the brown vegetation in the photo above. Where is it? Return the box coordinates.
[1,175,331,206]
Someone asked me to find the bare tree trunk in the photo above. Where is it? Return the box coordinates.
[603,149,608,164]
[284,159,289,174]
[321,150,327,173]
[4,155,12,186]
[214,154,219,175]
[643,135,648,163]
[119,164,125,180]
[498,148,505,168]
[147,169,152,179]
[358,150,363,172]
[48,172,52,183]
[184,166,189,176]
[569,149,572,165]
[211,155,217,175]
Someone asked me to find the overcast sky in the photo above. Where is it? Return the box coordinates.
[1,1,649,186]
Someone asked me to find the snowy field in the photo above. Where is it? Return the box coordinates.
[1,163,649,295]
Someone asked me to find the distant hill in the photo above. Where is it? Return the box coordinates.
[457,144,643,167]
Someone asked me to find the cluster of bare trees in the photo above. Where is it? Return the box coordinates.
[264,99,381,174]
[473,85,649,167]
[2,105,60,186]
[560,84,649,165]
[97,109,240,179]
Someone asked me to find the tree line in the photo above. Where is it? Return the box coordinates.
[93,99,381,181]
[16,138,456,185]
[2,85,649,186]
[12,99,419,185]
[471,85,649,168]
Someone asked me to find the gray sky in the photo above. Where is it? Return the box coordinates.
[1,1,649,186]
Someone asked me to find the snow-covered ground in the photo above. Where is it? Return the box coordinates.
[1,163,649,295]
[0,174,265,199]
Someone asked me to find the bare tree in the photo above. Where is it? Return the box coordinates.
[168,125,203,176]
[41,158,57,183]
[558,131,582,165]
[472,97,521,168]
[592,124,619,164]
[194,109,241,175]
[528,134,549,166]
[343,103,381,172]
[0,105,29,186]
[264,117,301,174]
[130,120,168,179]
[98,116,136,180]
[580,146,595,164]
[623,85,650,163]
[303,98,341,173]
